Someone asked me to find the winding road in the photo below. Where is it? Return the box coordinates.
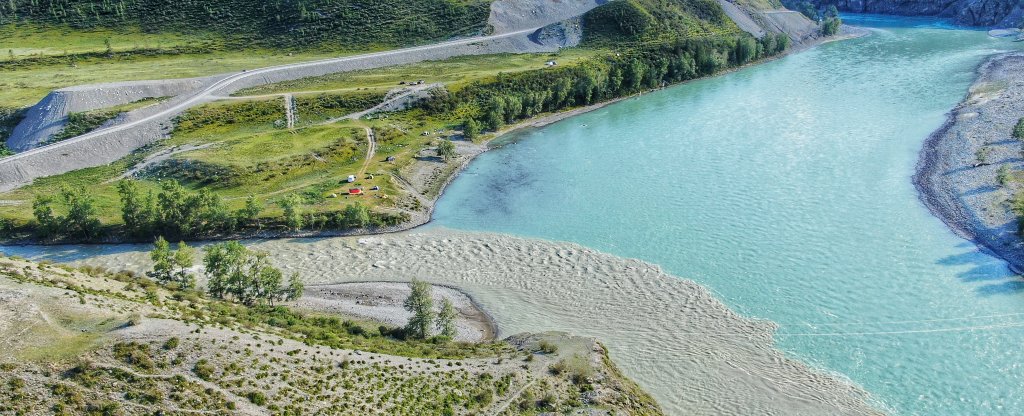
[0,27,540,166]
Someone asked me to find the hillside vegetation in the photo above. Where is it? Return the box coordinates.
[0,255,664,415]
[0,0,493,107]
[0,0,491,49]
[582,0,741,44]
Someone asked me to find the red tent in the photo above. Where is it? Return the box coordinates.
[349,188,363,195]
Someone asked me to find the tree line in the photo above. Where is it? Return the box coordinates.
[149,238,303,306]
[422,34,791,136]
[20,179,405,243]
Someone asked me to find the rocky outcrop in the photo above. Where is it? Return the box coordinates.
[790,0,1024,27]
[718,0,823,44]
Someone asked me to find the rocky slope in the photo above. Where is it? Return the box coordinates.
[788,0,1024,27]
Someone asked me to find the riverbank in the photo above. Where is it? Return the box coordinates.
[914,52,1024,273]
[1,25,867,247]
[7,228,886,415]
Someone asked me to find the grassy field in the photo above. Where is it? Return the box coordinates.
[0,24,218,58]
[0,95,446,226]
[237,50,602,96]
[0,51,604,229]
[0,45,356,108]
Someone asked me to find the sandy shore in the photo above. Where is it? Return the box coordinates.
[15,229,884,415]
[914,52,1024,273]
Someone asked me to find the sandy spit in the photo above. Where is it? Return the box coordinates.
[21,229,884,415]
[914,52,1024,273]
[296,281,496,343]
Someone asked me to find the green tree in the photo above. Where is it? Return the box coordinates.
[172,241,196,289]
[60,186,101,240]
[156,180,192,237]
[284,272,304,301]
[279,194,303,231]
[463,119,481,139]
[735,36,757,65]
[118,180,154,238]
[403,278,434,339]
[343,202,371,228]
[1013,118,1024,140]
[236,194,263,225]
[150,237,174,284]
[436,298,457,340]
[32,195,58,238]
[822,17,842,36]
[203,241,245,299]
[437,138,457,162]
[203,241,287,306]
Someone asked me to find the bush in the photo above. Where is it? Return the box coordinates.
[822,17,842,36]
[246,391,267,406]
[112,342,155,371]
[1014,118,1024,140]
[537,340,558,354]
[162,337,180,350]
[193,360,215,381]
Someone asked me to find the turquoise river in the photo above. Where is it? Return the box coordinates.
[430,15,1024,416]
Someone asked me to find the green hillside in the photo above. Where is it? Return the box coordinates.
[0,0,491,49]
[582,0,741,44]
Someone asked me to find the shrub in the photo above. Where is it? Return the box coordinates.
[537,340,558,354]
[193,360,215,381]
[112,342,155,371]
[246,391,267,406]
[163,337,180,350]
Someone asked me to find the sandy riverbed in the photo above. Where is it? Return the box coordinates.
[14,229,884,415]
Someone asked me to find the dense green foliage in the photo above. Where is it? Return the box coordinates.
[404,279,435,339]
[436,138,457,161]
[118,179,241,240]
[0,107,24,147]
[32,186,102,240]
[582,0,738,44]
[1014,118,1024,140]
[203,241,297,306]
[822,17,842,36]
[424,34,789,133]
[173,100,283,134]
[294,91,386,124]
[0,0,491,49]
[149,237,195,289]
[49,110,119,143]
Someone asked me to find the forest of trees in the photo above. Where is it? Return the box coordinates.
[421,33,790,133]
[0,0,491,49]
[149,238,303,306]
[12,179,406,243]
